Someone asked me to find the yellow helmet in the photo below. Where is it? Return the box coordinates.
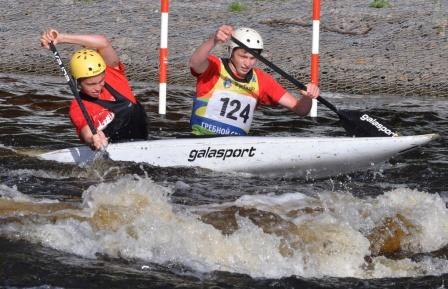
[70,49,106,80]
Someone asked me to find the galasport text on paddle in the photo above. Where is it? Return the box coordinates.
[230,36,398,138]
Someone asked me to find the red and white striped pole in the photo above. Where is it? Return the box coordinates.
[310,0,320,117]
[159,0,169,115]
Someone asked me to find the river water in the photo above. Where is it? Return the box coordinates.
[0,72,447,288]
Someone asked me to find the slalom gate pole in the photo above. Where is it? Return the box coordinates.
[159,0,169,115]
[309,0,320,117]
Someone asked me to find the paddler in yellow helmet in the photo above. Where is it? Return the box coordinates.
[40,28,147,150]
[189,25,319,136]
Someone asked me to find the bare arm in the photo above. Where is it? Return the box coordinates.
[189,25,233,74]
[40,28,120,68]
[278,83,320,116]
[79,126,108,151]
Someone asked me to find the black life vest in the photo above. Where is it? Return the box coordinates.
[80,83,148,142]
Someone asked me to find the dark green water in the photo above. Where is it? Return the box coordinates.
[0,73,447,288]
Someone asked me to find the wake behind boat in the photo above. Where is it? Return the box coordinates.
[39,134,439,178]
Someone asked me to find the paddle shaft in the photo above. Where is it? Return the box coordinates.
[230,36,342,117]
[49,42,97,135]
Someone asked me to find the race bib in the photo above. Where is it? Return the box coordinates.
[205,91,256,132]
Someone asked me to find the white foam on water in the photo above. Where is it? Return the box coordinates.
[375,189,448,253]
[0,183,57,203]
[1,177,448,279]
[235,192,371,277]
[0,143,17,152]
[315,188,448,277]
[78,177,295,278]
[319,188,448,253]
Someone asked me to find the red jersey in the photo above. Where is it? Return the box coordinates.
[69,63,136,138]
[193,55,286,106]
[189,55,287,135]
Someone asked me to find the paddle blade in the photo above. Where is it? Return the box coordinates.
[338,110,398,137]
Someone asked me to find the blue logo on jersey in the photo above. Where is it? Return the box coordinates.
[224,78,232,88]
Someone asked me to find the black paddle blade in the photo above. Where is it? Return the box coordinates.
[337,110,398,137]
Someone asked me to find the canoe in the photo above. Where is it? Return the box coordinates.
[38,134,439,178]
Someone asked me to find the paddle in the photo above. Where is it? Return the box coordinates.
[49,42,109,156]
[230,36,398,137]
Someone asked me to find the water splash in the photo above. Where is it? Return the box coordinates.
[1,177,448,279]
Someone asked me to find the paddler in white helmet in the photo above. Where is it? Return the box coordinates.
[188,25,320,136]
[40,28,148,150]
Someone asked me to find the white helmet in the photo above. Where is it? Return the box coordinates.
[229,27,264,56]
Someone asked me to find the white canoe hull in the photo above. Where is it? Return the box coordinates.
[39,134,438,178]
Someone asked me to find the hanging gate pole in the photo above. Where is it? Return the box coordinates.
[310,0,320,117]
[159,0,169,115]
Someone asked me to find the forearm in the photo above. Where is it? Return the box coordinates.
[41,28,119,67]
[79,125,108,150]
[189,25,233,74]
[292,95,313,117]
[278,91,312,117]
[189,36,215,74]
[58,33,110,50]
[79,125,95,145]
[280,83,319,116]
[59,33,119,66]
